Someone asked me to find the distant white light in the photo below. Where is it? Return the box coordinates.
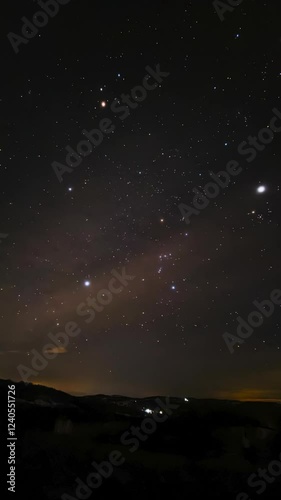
[171,285,176,290]
[101,101,107,108]
[159,410,163,414]
[84,280,91,287]
[144,408,153,414]
[257,185,266,193]
[184,398,189,402]
[68,187,73,192]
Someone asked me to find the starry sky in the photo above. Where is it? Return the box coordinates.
[1,0,281,400]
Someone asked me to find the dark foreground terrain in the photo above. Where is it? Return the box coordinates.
[0,379,281,499]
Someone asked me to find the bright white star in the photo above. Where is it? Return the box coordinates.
[257,185,266,193]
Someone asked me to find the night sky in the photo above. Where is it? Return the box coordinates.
[1,0,281,400]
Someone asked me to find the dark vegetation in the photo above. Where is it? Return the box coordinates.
[1,380,281,499]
